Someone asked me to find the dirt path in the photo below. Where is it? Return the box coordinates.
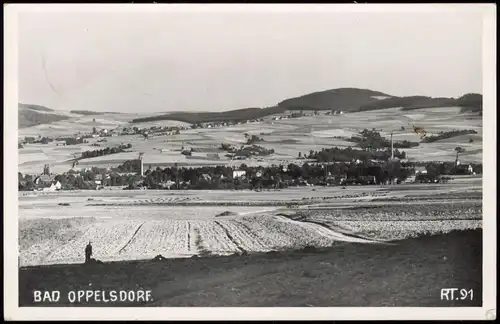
[274,215,381,244]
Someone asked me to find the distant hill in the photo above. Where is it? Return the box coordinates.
[277,88,393,111]
[359,93,482,115]
[18,103,55,112]
[131,88,394,124]
[359,96,454,112]
[131,106,285,124]
[454,93,483,115]
[18,103,70,128]
[70,110,106,115]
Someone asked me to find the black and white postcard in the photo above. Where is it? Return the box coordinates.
[3,3,496,321]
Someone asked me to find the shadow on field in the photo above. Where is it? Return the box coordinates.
[19,229,482,307]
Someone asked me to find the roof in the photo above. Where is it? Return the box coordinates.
[37,174,55,182]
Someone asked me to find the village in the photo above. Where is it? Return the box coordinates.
[20,150,479,192]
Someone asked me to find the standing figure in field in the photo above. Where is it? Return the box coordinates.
[85,241,93,263]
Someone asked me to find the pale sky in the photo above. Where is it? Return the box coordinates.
[18,7,484,113]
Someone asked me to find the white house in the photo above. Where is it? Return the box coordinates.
[415,166,427,175]
[405,175,416,183]
[201,174,212,181]
[233,170,246,178]
[41,181,61,192]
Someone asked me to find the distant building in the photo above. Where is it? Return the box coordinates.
[41,181,61,192]
[34,175,61,191]
[233,170,246,178]
[414,166,427,175]
[34,174,55,186]
[94,174,104,186]
[404,175,416,183]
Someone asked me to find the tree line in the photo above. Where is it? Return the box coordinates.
[306,146,407,162]
[348,129,419,150]
[421,129,478,143]
[79,144,132,160]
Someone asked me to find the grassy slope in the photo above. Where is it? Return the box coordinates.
[19,229,482,307]
[19,104,71,129]
[18,103,55,112]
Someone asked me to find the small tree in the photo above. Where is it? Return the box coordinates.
[455,146,465,162]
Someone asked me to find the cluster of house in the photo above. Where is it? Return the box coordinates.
[31,174,61,192]
[29,173,111,191]
[271,116,290,121]
[325,110,344,115]
[119,126,186,137]
[271,110,344,121]
[199,119,264,129]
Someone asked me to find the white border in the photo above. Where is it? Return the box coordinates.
[3,3,496,321]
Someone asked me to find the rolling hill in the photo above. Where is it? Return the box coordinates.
[69,110,106,115]
[130,88,482,124]
[277,88,393,111]
[18,103,70,128]
[130,88,394,124]
[18,103,55,112]
[359,93,483,114]
[19,89,483,128]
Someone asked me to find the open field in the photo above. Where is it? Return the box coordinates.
[18,106,482,174]
[19,177,482,267]
[19,229,482,307]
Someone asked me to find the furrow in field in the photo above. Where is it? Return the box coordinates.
[236,215,335,250]
[118,222,146,254]
[44,221,138,264]
[193,220,240,255]
[214,221,245,253]
[189,221,202,254]
[216,219,270,252]
[187,222,191,252]
[118,220,189,258]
